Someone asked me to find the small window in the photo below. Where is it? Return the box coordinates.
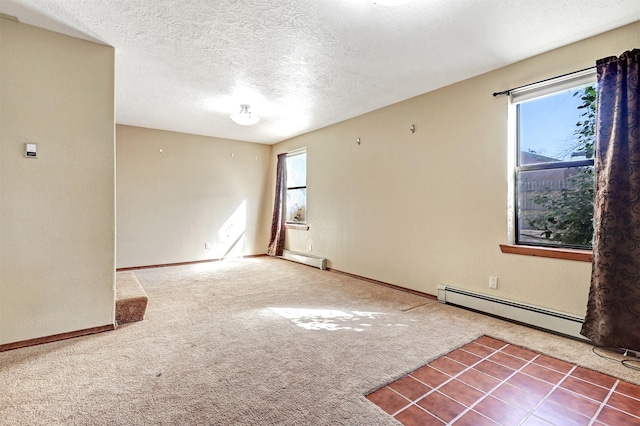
[286,150,306,224]
[513,72,596,249]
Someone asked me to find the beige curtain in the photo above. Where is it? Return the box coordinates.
[581,49,640,351]
[267,153,287,257]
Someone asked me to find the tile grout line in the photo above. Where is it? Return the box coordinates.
[587,380,640,425]
[587,379,618,426]
[447,349,546,425]
[428,341,557,424]
[517,361,640,425]
[487,355,623,423]
[384,386,419,418]
[376,337,640,426]
[516,364,577,425]
[443,344,514,424]
[469,352,636,425]
[389,340,508,420]
[546,370,622,402]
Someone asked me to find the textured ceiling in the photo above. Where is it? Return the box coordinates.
[2,1,640,144]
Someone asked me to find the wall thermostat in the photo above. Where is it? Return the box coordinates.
[25,143,38,158]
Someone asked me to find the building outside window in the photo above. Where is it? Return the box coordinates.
[512,71,596,249]
[286,150,306,224]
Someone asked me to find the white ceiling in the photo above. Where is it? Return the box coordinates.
[2,1,640,144]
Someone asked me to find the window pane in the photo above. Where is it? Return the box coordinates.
[286,188,306,223]
[517,166,594,249]
[286,153,306,188]
[518,85,595,165]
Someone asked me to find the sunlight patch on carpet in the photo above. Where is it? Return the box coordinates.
[269,307,406,331]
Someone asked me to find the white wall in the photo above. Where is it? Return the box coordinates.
[0,19,115,345]
[270,21,640,317]
[116,125,271,268]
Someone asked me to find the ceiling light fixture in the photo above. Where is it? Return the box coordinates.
[373,0,410,6]
[230,104,260,126]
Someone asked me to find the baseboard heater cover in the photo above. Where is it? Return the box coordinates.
[437,285,587,341]
[281,250,327,270]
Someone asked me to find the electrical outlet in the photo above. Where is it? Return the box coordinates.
[205,242,211,249]
[308,243,313,252]
[489,276,498,289]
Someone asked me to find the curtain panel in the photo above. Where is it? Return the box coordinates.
[581,49,640,351]
[267,153,288,257]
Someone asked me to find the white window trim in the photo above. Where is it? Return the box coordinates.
[510,69,596,104]
[285,147,307,226]
[506,70,596,248]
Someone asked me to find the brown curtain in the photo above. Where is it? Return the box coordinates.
[267,153,288,257]
[581,49,640,351]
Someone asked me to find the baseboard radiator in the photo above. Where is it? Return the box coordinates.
[281,250,327,270]
[437,285,587,341]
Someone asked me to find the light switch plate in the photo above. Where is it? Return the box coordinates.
[25,143,38,158]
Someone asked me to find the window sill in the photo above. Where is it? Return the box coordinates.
[499,244,592,262]
[285,223,309,231]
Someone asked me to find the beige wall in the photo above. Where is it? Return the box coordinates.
[0,19,116,344]
[116,125,271,268]
[271,21,640,317]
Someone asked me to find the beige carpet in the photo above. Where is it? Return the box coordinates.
[1,257,638,425]
[115,271,148,324]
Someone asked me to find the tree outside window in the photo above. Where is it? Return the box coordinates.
[516,83,596,249]
[286,151,306,224]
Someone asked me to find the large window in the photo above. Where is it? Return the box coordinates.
[285,150,306,224]
[513,71,596,249]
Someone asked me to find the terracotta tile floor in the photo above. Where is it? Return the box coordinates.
[366,336,640,425]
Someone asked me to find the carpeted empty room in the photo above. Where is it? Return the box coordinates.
[1,257,639,425]
[4,2,640,425]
